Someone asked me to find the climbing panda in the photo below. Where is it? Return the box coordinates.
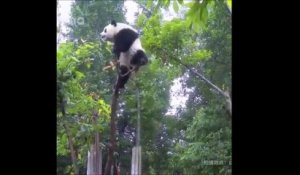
[100,20,148,89]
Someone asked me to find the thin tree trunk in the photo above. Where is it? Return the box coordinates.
[87,144,95,175]
[95,132,102,175]
[87,143,102,175]
[87,112,103,175]
[63,123,80,175]
[131,146,141,175]
[104,85,119,175]
[59,93,79,175]
[131,88,142,175]
[94,112,102,175]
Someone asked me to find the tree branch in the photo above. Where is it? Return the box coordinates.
[135,1,152,17]
[174,58,232,116]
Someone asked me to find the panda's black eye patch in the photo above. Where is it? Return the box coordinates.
[104,29,107,33]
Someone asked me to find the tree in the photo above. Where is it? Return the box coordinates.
[57,42,111,174]
[69,0,125,42]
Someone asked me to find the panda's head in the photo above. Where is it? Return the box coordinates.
[100,20,117,42]
[100,20,137,42]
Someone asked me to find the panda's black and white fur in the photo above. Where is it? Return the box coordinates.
[100,20,148,89]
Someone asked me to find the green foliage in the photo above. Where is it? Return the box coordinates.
[57,155,72,175]
[98,99,111,121]
[173,0,179,13]
[184,49,213,64]
[57,43,98,115]
[146,0,153,9]
[142,15,195,69]
[198,1,232,89]
[185,0,211,32]
[179,108,231,174]
[57,133,68,156]
[146,0,213,32]
[138,1,231,174]
[136,13,148,28]
[177,0,184,5]
[57,40,111,174]
[141,13,163,53]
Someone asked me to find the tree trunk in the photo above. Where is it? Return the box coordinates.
[87,143,102,175]
[64,124,79,175]
[131,88,142,175]
[87,112,103,175]
[131,146,141,175]
[104,86,119,175]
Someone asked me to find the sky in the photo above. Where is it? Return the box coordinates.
[123,0,140,25]
[166,75,194,115]
[57,0,73,43]
[57,0,190,115]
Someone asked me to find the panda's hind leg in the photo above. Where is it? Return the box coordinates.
[117,66,130,89]
[131,50,148,66]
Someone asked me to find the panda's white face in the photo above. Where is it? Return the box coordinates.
[100,22,138,42]
[100,24,115,42]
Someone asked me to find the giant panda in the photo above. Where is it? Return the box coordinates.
[100,20,148,89]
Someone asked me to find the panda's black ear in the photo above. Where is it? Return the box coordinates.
[111,20,117,26]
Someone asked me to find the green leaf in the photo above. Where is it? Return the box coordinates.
[146,0,153,8]
[201,6,208,24]
[184,1,195,8]
[186,50,212,64]
[86,63,91,69]
[187,18,193,30]
[164,0,171,7]
[75,71,85,80]
[71,127,77,135]
[57,50,63,60]
[177,0,183,5]
[173,0,179,13]
[61,133,67,144]
[227,0,232,10]
[98,99,106,106]
[192,7,201,32]
[137,13,147,28]
[93,124,103,132]
[186,2,199,17]
[71,57,80,62]
[193,22,201,33]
